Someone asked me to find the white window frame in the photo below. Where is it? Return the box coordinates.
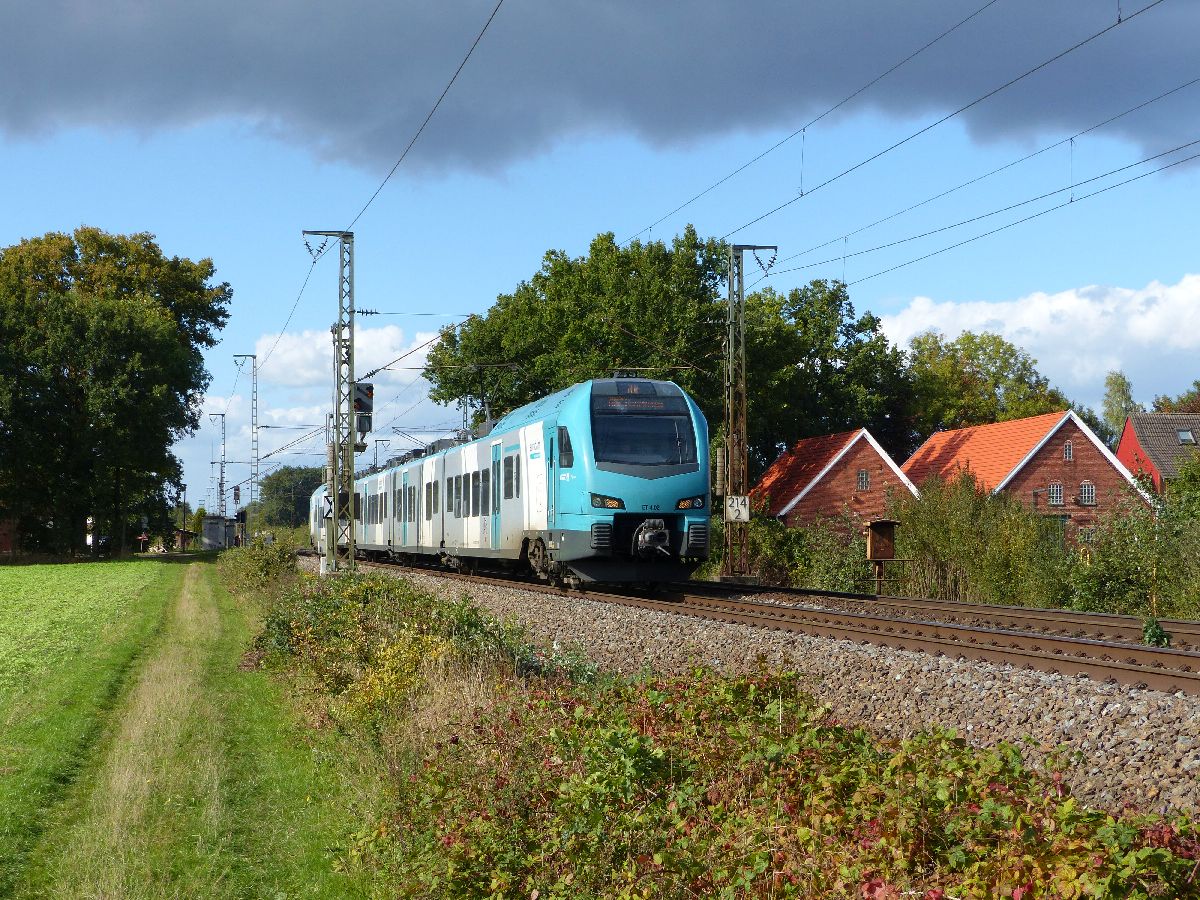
[856,469,870,491]
[1079,480,1096,506]
[1048,482,1064,506]
[1063,440,1073,461]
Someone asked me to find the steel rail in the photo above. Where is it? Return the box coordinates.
[680,580,1200,650]
[355,559,1200,696]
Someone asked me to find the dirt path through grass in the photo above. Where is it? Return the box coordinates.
[18,561,382,899]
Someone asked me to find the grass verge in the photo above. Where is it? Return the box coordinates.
[0,561,180,895]
[15,560,392,898]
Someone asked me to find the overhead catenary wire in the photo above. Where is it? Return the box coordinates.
[622,0,1006,245]
[753,135,1200,284]
[720,0,1170,241]
[775,73,1200,268]
[257,0,507,375]
[845,146,1200,286]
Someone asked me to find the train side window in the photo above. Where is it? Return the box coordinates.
[433,479,439,514]
[425,482,432,520]
[514,457,521,498]
[503,456,514,499]
[471,471,481,517]
[454,475,463,518]
[558,426,574,468]
[411,485,418,523]
[382,491,388,520]
[481,468,491,516]
[492,459,500,510]
[445,478,452,513]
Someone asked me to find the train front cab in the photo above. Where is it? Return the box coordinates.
[547,379,710,583]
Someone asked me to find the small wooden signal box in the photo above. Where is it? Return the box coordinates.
[866,519,898,562]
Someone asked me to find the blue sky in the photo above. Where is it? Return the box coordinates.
[1,0,1196,514]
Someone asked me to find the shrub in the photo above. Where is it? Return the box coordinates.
[888,471,1074,607]
[218,533,299,596]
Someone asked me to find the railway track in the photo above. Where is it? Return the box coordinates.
[679,580,1200,651]
[346,557,1200,696]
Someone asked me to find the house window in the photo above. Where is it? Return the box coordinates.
[1063,440,1073,461]
[856,469,870,491]
[1048,482,1064,506]
[1079,480,1096,506]
[1078,527,1096,544]
[1180,430,1196,445]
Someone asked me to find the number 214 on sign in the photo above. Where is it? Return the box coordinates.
[725,495,750,522]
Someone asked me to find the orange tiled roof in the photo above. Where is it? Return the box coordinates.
[902,411,1068,491]
[752,430,861,516]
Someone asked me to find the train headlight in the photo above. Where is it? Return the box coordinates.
[676,495,706,510]
[590,493,625,510]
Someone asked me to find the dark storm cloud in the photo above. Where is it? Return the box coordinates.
[1,0,1195,173]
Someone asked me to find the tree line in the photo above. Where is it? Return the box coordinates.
[423,227,1105,475]
[0,228,230,555]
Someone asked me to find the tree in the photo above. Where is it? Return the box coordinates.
[257,466,323,528]
[189,506,207,536]
[0,228,230,554]
[743,281,914,462]
[1102,370,1143,439]
[425,227,727,427]
[907,331,1070,440]
[1153,379,1200,414]
[423,230,914,478]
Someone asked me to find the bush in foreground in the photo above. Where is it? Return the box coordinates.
[386,668,1200,899]
[223,567,1200,898]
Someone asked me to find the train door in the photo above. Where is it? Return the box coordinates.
[547,430,557,528]
[401,470,410,547]
[523,423,547,531]
[490,442,501,548]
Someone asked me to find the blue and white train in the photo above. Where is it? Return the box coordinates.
[309,377,711,583]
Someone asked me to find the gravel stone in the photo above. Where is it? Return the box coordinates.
[298,556,1200,815]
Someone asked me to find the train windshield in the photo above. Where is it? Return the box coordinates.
[590,393,696,467]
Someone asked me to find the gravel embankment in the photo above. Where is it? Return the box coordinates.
[299,557,1200,814]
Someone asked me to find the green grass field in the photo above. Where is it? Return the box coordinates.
[1,559,388,898]
[0,561,178,894]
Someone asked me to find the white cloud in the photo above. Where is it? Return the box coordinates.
[880,273,1200,408]
[255,325,439,389]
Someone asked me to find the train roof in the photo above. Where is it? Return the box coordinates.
[488,378,686,435]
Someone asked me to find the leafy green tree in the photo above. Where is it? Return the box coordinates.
[424,230,913,476]
[1152,379,1200,414]
[907,331,1070,439]
[745,281,914,461]
[258,466,323,528]
[189,506,207,536]
[0,227,230,554]
[1101,370,1143,439]
[425,227,726,426]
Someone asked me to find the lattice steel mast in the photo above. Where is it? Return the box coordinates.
[305,231,357,573]
[722,243,775,578]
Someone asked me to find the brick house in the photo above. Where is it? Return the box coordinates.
[752,428,918,527]
[1116,413,1200,492]
[902,410,1149,531]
